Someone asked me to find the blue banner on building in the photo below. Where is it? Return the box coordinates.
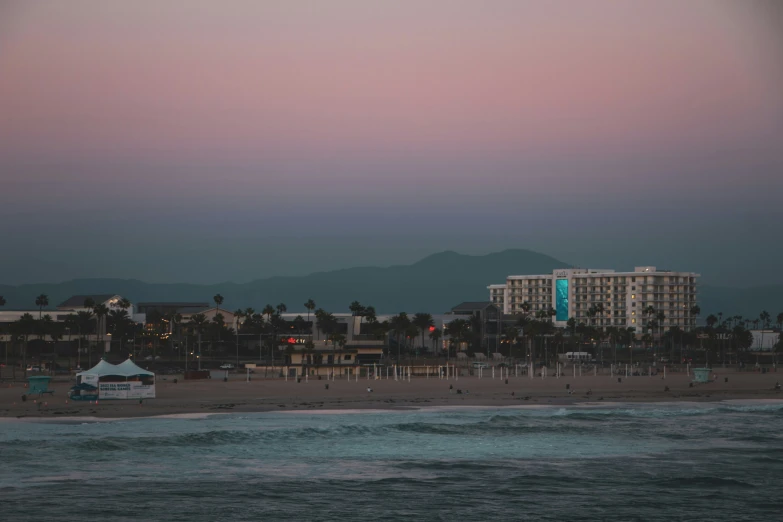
[556,279,569,321]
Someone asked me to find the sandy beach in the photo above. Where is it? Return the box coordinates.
[1,368,781,419]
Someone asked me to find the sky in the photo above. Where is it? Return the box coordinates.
[1,0,782,287]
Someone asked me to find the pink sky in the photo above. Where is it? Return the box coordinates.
[0,1,782,285]
[1,0,781,163]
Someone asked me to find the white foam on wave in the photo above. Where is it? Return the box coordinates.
[0,411,231,424]
[277,408,405,415]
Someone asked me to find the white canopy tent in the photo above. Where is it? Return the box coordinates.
[76,359,155,399]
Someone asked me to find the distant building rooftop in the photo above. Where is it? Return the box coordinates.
[450,301,495,312]
[58,294,118,308]
[137,302,210,308]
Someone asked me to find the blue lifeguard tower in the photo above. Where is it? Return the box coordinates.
[27,375,53,396]
[692,368,711,383]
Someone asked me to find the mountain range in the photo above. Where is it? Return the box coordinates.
[0,249,780,319]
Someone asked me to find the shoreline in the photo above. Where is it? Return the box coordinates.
[3,397,782,423]
[2,371,781,420]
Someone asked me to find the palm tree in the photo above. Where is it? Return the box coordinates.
[641,305,656,352]
[412,313,434,355]
[243,308,256,328]
[776,312,783,331]
[656,311,666,356]
[445,318,469,361]
[189,313,208,370]
[118,297,131,312]
[276,303,287,316]
[233,309,245,363]
[364,305,377,325]
[586,306,597,327]
[502,326,519,357]
[605,326,619,363]
[293,315,307,338]
[213,294,224,315]
[93,303,109,366]
[61,313,76,369]
[690,305,701,331]
[594,303,605,328]
[704,314,718,365]
[75,310,94,369]
[389,313,411,364]
[234,309,245,331]
[211,313,226,356]
[405,325,419,356]
[328,333,346,370]
[349,301,364,317]
[108,308,131,354]
[304,299,316,332]
[624,327,637,366]
[429,327,443,355]
[173,312,183,345]
[47,321,63,374]
[759,310,771,351]
[35,294,49,320]
[17,313,36,378]
[244,312,265,362]
[212,294,224,345]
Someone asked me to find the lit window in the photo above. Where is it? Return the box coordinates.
[632,319,636,323]
[631,294,636,299]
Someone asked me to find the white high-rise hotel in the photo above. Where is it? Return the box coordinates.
[488,266,699,333]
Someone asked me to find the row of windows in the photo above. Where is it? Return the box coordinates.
[573,276,696,284]
[508,279,552,286]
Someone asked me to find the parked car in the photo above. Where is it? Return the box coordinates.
[471,362,489,369]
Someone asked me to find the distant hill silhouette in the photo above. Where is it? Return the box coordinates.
[0,249,779,318]
[0,249,569,314]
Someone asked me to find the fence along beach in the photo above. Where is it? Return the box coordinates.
[2,363,781,419]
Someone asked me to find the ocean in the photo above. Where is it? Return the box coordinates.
[2,401,782,521]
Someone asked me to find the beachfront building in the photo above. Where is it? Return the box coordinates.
[0,294,144,347]
[178,307,238,329]
[488,266,699,333]
[488,284,507,312]
[272,312,455,354]
[135,302,210,317]
[749,330,780,352]
[288,345,385,377]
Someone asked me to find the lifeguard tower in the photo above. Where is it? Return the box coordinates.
[27,375,53,397]
[692,368,711,384]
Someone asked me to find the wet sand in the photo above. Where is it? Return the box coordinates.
[1,369,781,419]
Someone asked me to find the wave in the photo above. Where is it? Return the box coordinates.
[652,476,757,489]
[496,402,783,419]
